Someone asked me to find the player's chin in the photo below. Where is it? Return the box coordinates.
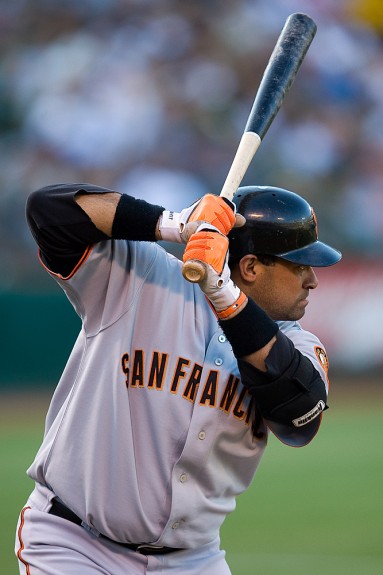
[288,299,309,321]
[295,299,309,319]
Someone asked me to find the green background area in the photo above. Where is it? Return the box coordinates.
[1,292,81,387]
[1,383,382,575]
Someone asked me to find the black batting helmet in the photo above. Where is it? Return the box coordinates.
[228,186,341,267]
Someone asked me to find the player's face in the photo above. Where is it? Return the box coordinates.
[245,257,319,321]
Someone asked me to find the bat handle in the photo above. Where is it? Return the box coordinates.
[219,131,261,201]
[182,131,261,284]
[182,260,207,283]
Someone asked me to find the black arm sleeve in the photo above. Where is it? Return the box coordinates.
[237,331,328,446]
[26,183,110,276]
[218,297,279,357]
[26,183,164,277]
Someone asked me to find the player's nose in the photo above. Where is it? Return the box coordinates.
[304,267,318,290]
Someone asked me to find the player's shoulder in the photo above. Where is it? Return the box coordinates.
[277,320,321,345]
[277,320,303,334]
[277,320,313,335]
[278,320,329,383]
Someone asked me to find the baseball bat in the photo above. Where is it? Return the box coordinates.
[182,12,317,283]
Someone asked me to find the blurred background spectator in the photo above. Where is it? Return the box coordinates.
[1,0,383,376]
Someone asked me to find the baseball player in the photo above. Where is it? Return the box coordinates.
[16,183,341,574]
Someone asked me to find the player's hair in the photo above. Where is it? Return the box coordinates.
[229,253,277,270]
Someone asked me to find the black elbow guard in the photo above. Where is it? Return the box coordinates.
[237,333,328,429]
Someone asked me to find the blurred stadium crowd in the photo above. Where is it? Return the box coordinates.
[1,0,383,289]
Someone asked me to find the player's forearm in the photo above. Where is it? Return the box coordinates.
[218,297,279,370]
[28,184,165,242]
[75,191,121,236]
[217,295,276,372]
[27,184,119,241]
[76,189,166,241]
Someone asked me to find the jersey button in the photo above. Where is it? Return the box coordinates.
[179,473,187,483]
[215,358,223,366]
[172,522,180,530]
[218,334,226,343]
[198,431,206,440]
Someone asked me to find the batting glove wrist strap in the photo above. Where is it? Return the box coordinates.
[216,291,247,319]
[159,211,203,244]
[158,211,183,243]
[204,278,245,316]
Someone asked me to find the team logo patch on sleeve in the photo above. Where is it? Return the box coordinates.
[314,346,329,374]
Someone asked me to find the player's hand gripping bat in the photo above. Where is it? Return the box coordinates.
[182,12,317,283]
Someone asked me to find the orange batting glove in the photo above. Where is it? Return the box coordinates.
[183,224,247,319]
[158,194,245,244]
[180,194,245,236]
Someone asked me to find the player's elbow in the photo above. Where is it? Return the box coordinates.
[238,347,328,447]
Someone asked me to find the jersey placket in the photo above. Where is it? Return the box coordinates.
[156,330,240,546]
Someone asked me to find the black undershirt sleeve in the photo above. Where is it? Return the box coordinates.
[27,183,110,276]
[26,183,164,277]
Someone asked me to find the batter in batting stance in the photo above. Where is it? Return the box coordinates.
[16,183,341,574]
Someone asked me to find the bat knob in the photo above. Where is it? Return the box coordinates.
[182,260,207,283]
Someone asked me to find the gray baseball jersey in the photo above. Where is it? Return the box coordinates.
[26,238,329,549]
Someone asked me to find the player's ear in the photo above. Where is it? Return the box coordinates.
[238,255,259,282]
